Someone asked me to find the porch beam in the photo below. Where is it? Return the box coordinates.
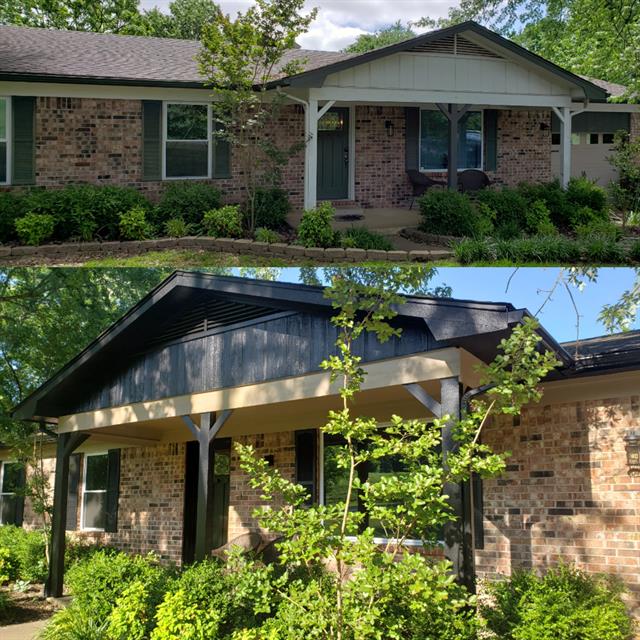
[47,431,89,597]
[436,103,470,190]
[304,98,319,210]
[440,377,474,590]
[404,382,441,417]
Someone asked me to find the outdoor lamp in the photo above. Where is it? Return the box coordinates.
[385,120,395,137]
[624,430,640,474]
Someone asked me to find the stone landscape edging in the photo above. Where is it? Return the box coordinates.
[0,236,454,263]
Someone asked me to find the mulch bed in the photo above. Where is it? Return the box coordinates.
[0,584,57,626]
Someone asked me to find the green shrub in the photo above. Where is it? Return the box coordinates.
[15,212,55,246]
[454,238,496,264]
[566,176,608,213]
[252,187,291,230]
[108,580,159,640]
[524,200,554,235]
[569,205,609,230]
[419,189,491,238]
[0,526,47,583]
[341,227,393,251]
[482,564,633,640]
[164,217,194,238]
[628,240,640,263]
[297,201,337,248]
[157,182,222,227]
[580,235,625,264]
[254,227,280,243]
[41,603,110,640]
[476,187,529,237]
[65,550,169,621]
[0,192,25,244]
[517,180,574,231]
[575,220,622,241]
[119,206,152,240]
[203,205,244,238]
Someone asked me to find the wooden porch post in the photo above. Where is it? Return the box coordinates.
[436,104,469,190]
[557,106,572,188]
[304,98,319,210]
[46,431,89,597]
[181,410,231,561]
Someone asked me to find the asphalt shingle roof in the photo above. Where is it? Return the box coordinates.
[0,24,352,86]
[561,330,640,373]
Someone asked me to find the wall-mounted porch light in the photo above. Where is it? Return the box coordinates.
[385,120,395,137]
[624,430,640,474]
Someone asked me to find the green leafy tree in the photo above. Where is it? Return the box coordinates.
[140,0,218,40]
[198,0,317,231]
[343,21,416,53]
[236,266,560,639]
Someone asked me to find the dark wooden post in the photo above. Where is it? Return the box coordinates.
[436,103,469,190]
[47,432,89,597]
[181,410,231,561]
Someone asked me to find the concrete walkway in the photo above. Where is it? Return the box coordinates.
[1,619,49,639]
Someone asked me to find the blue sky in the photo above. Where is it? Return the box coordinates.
[239,268,640,343]
[140,0,454,50]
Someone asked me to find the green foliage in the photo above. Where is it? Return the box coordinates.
[343,20,416,52]
[566,176,608,215]
[482,564,633,640]
[454,235,584,264]
[341,227,393,251]
[252,188,291,230]
[203,205,244,238]
[297,202,337,248]
[453,237,497,264]
[517,180,574,231]
[628,240,640,263]
[419,189,491,238]
[0,192,24,244]
[15,212,55,246]
[608,132,640,226]
[164,217,195,238]
[0,546,11,585]
[579,235,625,264]
[157,182,222,229]
[119,206,152,240]
[40,603,110,640]
[475,187,529,237]
[254,227,280,243]
[0,526,47,583]
[574,219,622,241]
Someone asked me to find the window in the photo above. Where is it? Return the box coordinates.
[0,461,21,525]
[164,103,210,179]
[588,133,599,145]
[603,133,615,144]
[551,132,561,145]
[322,434,441,544]
[0,98,8,184]
[571,132,581,145]
[420,109,482,171]
[81,453,108,531]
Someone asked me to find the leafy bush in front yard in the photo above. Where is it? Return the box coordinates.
[15,212,56,246]
[419,189,491,238]
[297,201,337,248]
[0,192,25,244]
[482,564,633,640]
[254,227,281,243]
[628,240,640,263]
[252,187,291,230]
[156,182,222,228]
[164,217,194,238]
[475,187,530,237]
[203,205,244,238]
[0,526,48,583]
[566,176,608,215]
[119,206,153,240]
[517,180,575,231]
[341,227,393,251]
[579,234,625,264]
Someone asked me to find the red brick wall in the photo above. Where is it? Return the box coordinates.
[477,395,640,613]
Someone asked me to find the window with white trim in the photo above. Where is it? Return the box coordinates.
[81,453,108,531]
[164,103,210,179]
[0,461,21,525]
[0,98,8,185]
[420,108,483,172]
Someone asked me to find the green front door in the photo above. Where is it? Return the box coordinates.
[317,107,349,200]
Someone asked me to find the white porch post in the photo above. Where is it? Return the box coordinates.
[304,98,319,210]
[555,106,572,188]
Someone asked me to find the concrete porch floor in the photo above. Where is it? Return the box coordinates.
[287,206,422,235]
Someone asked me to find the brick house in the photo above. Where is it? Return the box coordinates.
[0,21,638,217]
[4,272,640,608]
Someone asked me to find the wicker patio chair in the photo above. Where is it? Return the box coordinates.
[407,170,447,209]
[458,169,491,193]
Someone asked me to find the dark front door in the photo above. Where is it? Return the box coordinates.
[317,107,349,200]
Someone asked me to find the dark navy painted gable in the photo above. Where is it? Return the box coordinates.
[71,311,438,414]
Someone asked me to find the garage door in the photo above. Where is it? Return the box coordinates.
[551,111,630,187]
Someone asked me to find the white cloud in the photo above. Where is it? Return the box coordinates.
[139,0,458,50]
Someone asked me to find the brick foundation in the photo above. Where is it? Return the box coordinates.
[1,97,555,211]
[477,395,640,613]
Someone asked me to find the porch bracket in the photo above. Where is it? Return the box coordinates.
[317,100,336,120]
[47,431,90,598]
[403,383,441,417]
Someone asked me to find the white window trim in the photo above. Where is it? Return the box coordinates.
[0,96,11,186]
[318,427,437,547]
[418,106,484,174]
[80,452,108,532]
[0,460,18,525]
[162,101,212,181]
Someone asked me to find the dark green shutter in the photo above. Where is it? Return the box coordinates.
[212,123,231,179]
[295,429,317,505]
[405,107,420,171]
[142,101,162,181]
[11,96,36,185]
[483,109,498,172]
[66,454,81,531]
[105,449,121,533]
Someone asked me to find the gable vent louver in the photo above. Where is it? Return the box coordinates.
[142,298,277,350]
[409,34,502,59]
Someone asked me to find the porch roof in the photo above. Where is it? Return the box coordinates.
[12,272,572,424]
